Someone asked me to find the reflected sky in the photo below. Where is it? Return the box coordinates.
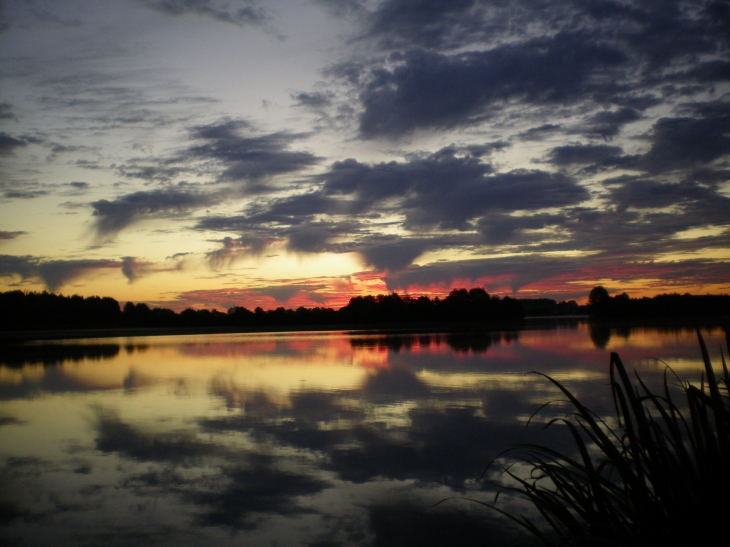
[0,324,725,546]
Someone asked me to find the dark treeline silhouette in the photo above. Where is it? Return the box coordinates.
[0,290,122,331]
[519,298,583,316]
[0,288,523,332]
[4,286,726,333]
[587,286,730,319]
[338,289,523,324]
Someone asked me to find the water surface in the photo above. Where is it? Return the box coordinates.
[0,323,725,546]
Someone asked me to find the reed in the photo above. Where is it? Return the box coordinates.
[488,327,730,547]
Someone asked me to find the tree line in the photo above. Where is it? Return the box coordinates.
[0,288,524,331]
[1,286,726,332]
[587,286,730,319]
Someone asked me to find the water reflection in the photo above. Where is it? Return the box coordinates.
[0,324,725,546]
[348,331,518,354]
[0,343,120,367]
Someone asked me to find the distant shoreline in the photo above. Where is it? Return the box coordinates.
[2,315,726,343]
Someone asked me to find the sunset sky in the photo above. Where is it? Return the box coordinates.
[1,0,729,311]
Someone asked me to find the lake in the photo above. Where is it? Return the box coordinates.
[0,322,726,546]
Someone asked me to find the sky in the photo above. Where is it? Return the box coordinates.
[0,0,729,311]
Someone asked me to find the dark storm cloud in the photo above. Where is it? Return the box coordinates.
[91,188,221,241]
[403,169,588,229]
[316,1,730,141]
[245,191,358,224]
[359,0,730,60]
[36,260,118,292]
[363,0,488,49]
[135,0,268,26]
[0,254,37,282]
[285,220,358,254]
[358,237,430,272]
[321,147,587,228]
[477,213,566,245]
[517,124,563,141]
[181,120,320,185]
[605,178,730,214]
[574,107,643,140]
[547,144,626,166]
[640,114,730,173]
[0,254,120,291]
[193,146,590,270]
[0,132,29,154]
[357,36,627,138]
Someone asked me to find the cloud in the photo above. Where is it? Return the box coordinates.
[363,0,490,49]
[477,213,566,245]
[0,254,120,291]
[193,146,590,272]
[355,35,626,138]
[121,256,183,283]
[313,0,730,144]
[291,91,334,108]
[206,235,270,268]
[573,108,643,140]
[134,0,268,27]
[547,144,627,167]
[285,222,338,254]
[3,189,49,200]
[640,113,730,173]
[91,188,220,241]
[0,0,83,32]
[605,178,730,214]
[0,132,30,155]
[517,124,563,141]
[319,147,590,230]
[0,231,26,240]
[0,103,14,120]
[181,120,321,185]
[358,237,430,272]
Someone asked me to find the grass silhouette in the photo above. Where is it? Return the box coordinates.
[485,327,730,547]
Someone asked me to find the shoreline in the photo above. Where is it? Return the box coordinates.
[1,315,726,343]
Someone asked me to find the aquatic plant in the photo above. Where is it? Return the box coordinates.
[488,327,730,547]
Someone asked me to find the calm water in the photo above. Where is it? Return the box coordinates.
[0,323,726,546]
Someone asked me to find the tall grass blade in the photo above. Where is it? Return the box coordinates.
[489,327,730,547]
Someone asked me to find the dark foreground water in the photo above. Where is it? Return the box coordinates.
[0,322,726,546]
